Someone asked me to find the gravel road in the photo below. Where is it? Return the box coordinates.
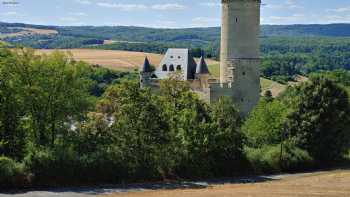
[0,171,329,197]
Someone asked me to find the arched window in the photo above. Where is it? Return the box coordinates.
[176,65,182,71]
[169,64,174,72]
[162,64,167,71]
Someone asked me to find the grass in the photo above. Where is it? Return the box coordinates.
[261,78,287,97]
[101,170,350,197]
[208,63,220,78]
[208,64,287,97]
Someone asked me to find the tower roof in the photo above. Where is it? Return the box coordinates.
[196,56,210,74]
[140,56,152,73]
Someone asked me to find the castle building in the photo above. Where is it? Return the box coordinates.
[140,0,261,116]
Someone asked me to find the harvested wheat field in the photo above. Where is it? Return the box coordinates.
[103,170,350,197]
[36,49,220,71]
[37,49,163,71]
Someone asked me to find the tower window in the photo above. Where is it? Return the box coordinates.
[162,64,167,71]
[169,64,174,72]
[241,98,244,102]
[236,18,238,23]
[242,72,246,76]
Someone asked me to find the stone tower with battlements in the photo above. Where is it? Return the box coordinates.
[139,0,261,116]
[220,0,261,115]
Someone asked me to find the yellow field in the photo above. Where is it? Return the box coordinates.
[103,170,350,197]
[0,27,57,38]
[36,49,220,72]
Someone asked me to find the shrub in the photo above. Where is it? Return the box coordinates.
[286,77,350,161]
[245,143,314,174]
[0,156,25,188]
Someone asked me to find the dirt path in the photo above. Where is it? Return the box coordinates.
[103,170,350,197]
[1,170,349,197]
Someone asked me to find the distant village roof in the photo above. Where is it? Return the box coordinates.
[140,56,152,73]
[196,56,209,74]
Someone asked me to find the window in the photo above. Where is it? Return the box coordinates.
[178,56,181,59]
[242,72,246,76]
[236,17,238,22]
[176,65,182,71]
[170,56,174,59]
[169,64,175,72]
[162,64,167,71]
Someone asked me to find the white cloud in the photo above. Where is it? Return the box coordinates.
[69,12,87,17]
[263,0,303,10]
[262,13,306,24]
[151,4,186,11]
[97,2,148,11]
[192,17,220,27]
[1,11,18,16]
[327,7,350,13]
[96,2,187,11]
[199,2,220,7]
[59,17,78,22]
[75,0,92,5]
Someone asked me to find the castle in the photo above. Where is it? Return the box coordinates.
[140,0,261,116]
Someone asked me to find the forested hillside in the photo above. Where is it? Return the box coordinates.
[1,22,350,82]
[1,22,350,50]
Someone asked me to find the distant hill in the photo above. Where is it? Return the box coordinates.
[1,22,350,46]
[2,22,350,38]
[1,22,350,56]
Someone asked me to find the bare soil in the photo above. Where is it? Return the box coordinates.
[103,170,350,197]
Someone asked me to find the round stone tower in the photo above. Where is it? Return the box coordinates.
[220,0,261,115]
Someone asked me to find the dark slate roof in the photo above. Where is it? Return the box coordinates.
[196,56,210,74]
[140,56,152,73]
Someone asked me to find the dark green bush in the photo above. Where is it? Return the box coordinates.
[245,144,314,174]
[0,156,25,188]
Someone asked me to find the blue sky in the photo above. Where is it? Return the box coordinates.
[0,0,349,27]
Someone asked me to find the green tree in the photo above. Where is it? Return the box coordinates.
[286,77,350,161]
[208,97,244,175]
[11,49,93,146]
[101,81,172,179]
[0,48,26,160]
[243,99,290,148]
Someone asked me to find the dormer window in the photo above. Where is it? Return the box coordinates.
[169,64,175,72]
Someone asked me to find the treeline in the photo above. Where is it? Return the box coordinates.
[4,35,105,49]
[0,48,349,188]
[260,37,350,83]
